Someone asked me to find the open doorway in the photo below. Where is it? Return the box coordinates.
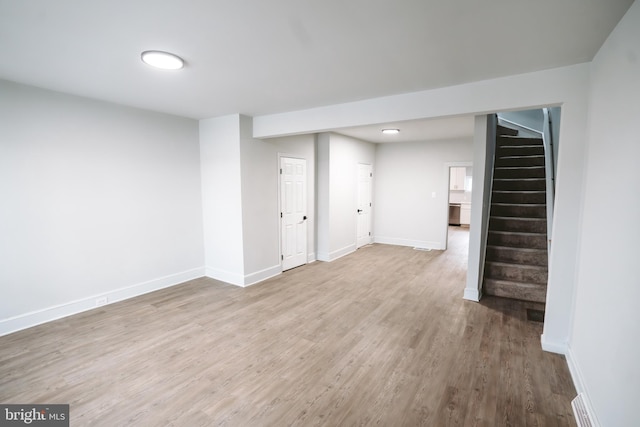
[445,162,473,251]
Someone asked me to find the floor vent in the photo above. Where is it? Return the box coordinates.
[413,247,432,252]
[571,393,594,427]
[526,308,545,322]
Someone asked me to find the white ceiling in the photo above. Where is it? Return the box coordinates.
[0,0,633,120]
[335,116,476,143]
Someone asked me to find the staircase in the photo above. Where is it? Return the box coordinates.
[483,125,548,303]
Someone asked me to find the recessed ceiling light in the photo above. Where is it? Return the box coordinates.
[382,129,400,135]
[141,50,184,70]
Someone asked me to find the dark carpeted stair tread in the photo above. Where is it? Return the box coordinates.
[491,191,547,204]
[494,166,546,179]
[490,203,547,218]
[493,178,546,191]
[486,245,548,266]
[489,217,547,233]
[483,279,547,303]
[497,125,519,136]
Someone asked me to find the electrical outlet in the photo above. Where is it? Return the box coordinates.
[95,297,108,307]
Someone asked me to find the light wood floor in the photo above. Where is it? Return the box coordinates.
[0,227,576,426]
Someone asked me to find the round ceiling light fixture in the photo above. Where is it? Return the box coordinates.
[141,50,184,70]
[382,128,400,135]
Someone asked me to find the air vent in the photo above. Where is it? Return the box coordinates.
[571,393,594,427]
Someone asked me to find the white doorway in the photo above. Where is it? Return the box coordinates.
[280,157,307,271]
[356,163,373,248]
[444,161,473,250]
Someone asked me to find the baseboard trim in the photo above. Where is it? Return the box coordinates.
[565,346,601,426]
[205,267,245,287]
[463,287,481,302]
[307,252,316,263]
[374,236,444,250]
[316,245,356,262]
[540,334,568,354]
[0,267,205,337]
[243,264,282,287]
[328,244,356,261]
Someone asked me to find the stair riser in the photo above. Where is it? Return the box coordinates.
[497,126,519,136]
[486,246,548,266]
[485,263,548,284]
[483,280,547,303]
[492,191,546,204]
[497,136,542,146]
[495,156,545,167]
[489,217,547,233]
[488,232,547,249]
[490,204,546,218]
[493,167,546,179]
[498,146,544,157]
[493,179,546,191]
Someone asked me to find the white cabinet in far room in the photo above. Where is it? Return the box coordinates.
[460,203,471,226]
[450,167,466,191]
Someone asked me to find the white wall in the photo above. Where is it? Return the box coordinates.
[568,2,640,425]
[465,115,496,302]
[317,133,375,261]
[239,116,281,284]
[199,115,245,285]
[0,80,204,335]
[374,138,473,249]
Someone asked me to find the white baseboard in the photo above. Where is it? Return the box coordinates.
[565,346,601,426]
[328,244,356,261]
[463,287,481,302]
[316,245,356,262]
[540,334,569,354]
[374,236,444,250]
[307,252,316,263]
[205,266,245,287]
[0,267,205,337]
[243,264,282,287]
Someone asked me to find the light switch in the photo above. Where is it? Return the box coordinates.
[431,192,436,198]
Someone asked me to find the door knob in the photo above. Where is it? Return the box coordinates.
[357,209,363,213]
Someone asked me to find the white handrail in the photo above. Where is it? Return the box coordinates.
[541,108,555,255]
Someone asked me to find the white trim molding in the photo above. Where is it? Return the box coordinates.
[243,264,282,287]
[565,346,601,427]
[205,267,244,287]
[374,236,444,250]
[317,244,356,262]
[463,287,482,302]
[540,334,569,354]
[0,267,205,337]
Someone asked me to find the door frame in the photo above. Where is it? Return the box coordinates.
[443,161,473,250]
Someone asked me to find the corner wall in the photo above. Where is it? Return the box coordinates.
[200,115,245,284]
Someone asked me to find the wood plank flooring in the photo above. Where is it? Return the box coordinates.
[0,227,576,426]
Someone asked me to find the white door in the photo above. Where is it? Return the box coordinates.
[356,163,373,248]
[280,157,307,271]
